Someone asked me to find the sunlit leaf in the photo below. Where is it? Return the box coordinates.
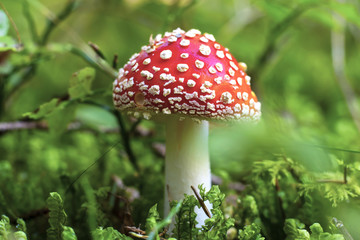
[68,67,95,99]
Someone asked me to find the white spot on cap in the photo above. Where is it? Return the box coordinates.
[185,91,198,99]
[162,108,171,114]
[140,70,154,80]
[131,62,138,71]
[177,64,189,72]
[229,68,235,76]
[226,53,232,60]
[168,97,182,104]
[187,79,196,87]
[249,98,255,107]
[153,98,164,103]
[164,68,170,72]
[180,39,190,46]
[242,92,249,101]
[152,66,160,72]
[254,102,261,111]
[163,88,171,96]
[179,78,185,82]
[195,60,204,69]
[185,30,196,38]
[143,58,151,65]
[230,61,239,70]
[199,44,211,56]
[208,66,216,74]
[174,86,184,94]
[204,81,212,88]
[242,104,249,115]
[207,102,215,111]
[214,43,221,49]
[149,85,160,95]
[204,33,216,41]
[237,77,242,86]
[214,77,222,84]
[160,50,172,59]
[192,73,200,79]
[229,80,236,85]
[245,75,251,85]
[168,36,177,42]
[221,92,234,104]
[200,36,209,43]
[180,53,189,58]
[234,103,241,112]
[215,63,223,72]
[216,50,224,59]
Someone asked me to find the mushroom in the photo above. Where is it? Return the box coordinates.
[112,28,261,226]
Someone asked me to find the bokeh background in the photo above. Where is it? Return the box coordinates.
[1,0,360,239]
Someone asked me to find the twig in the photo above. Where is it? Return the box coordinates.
[113,54,118,69]
[22,0,39,44]
[331,5,360,132]
[274,177,286,222]
[0,2,22,44]
[190,185,211,218]
[0,120,120,134]
[65,139,122,194]
[114,111,140,171]
[252,2,317,87]
[40,0,77,45]
[89,41,106,60]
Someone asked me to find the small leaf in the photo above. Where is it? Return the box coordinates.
[0,10,9,37]
[92,227,132,240]
[23,98,59,120]
[68,67,95,99]
[47,102,77,135]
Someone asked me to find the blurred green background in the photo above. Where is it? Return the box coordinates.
[1,0,360,239]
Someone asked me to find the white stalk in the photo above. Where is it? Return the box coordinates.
[164,117,212,227]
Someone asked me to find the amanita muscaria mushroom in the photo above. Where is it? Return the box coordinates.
[113,28,261,225]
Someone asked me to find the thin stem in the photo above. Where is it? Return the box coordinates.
[22,0,39,44]
[252,2,317,90]
[114,111,139,172]
[40,0,77,46]
[331,6,360,132]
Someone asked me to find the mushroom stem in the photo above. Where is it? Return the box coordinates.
[164,117,212,226]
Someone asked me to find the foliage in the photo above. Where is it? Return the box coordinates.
[1,0,360,239]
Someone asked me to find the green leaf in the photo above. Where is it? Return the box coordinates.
[0,36,21,52]
[47,101,77,135]
[0,215,28,240]
[0,10,9,37]
[238,223,265,240]
[62,226,77,240]
[284,219,310,240]
[145,204,161,235]
[68,67,95,99]
[46,192,67,240]
[23,98,59,120]
[92,227,132,240]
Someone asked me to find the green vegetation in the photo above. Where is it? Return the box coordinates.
[1,0,360,239]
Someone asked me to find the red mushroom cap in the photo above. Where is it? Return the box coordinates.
[113,28,261,121]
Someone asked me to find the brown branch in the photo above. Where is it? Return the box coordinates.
[191,185,211,218]
[0,120,118,134]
